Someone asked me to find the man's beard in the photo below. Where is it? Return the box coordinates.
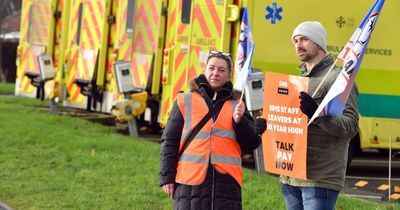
[297,48,317,62]
[299,54,311,62]
[298,51,311,62]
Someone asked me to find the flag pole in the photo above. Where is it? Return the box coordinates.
[239,90,245,104]
[239,62,254,104]
[311,57,339,98]
[388,136,392,201]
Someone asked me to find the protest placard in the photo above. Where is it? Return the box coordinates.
[262,72,309,179]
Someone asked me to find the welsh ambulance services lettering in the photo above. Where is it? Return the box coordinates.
[262,72,309,180]
[327,45,392,56]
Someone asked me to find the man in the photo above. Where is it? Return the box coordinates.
[280,21,359,209]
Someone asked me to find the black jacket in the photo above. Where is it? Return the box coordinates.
[159,75,261,210]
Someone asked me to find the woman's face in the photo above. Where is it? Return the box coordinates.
[204,57,231,90]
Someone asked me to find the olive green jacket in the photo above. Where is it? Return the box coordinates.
[280,54,359,192]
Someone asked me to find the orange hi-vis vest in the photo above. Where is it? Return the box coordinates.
[175,92,243,186]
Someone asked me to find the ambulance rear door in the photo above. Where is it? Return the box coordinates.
[160,0,237,125]
[105,0,166,106]
[64,0,111,111]
[16,0,58,98]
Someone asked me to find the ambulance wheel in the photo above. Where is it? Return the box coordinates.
[378,149,390,157]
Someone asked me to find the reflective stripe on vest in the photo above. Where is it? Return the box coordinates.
[180,153,207,164]
[176,92,243,186]
[211,154,241,166]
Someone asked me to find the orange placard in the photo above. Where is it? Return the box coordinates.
[262,72,309,180]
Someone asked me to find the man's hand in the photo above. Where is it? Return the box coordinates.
[299,91,318,119]
[233,101,245,123]
[255,118,267,135]
[162,183,175,199]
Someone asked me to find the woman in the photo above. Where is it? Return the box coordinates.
[159,50,263,209]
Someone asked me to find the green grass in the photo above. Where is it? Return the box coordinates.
[0,82,15,94]
[0,97,399,209]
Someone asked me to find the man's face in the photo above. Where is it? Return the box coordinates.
[293,35,321,62]
[204,57,230,90]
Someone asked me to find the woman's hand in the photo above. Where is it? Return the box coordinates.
[233,101,245,123]
[162,183,175,199]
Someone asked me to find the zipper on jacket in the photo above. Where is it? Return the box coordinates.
[211,101,216,210]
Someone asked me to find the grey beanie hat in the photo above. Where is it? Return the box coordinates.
[292,21,327,52]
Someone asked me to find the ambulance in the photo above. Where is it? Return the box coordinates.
[15,0,400,157]
[15,0,71,101]
[246,0,399,160]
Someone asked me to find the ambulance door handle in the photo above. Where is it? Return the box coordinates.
[226,5,240,22]
[162,45,175,85]
[167,47,174,85]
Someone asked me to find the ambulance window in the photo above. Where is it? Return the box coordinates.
[126,0,135,33]
[27,5,33,43]
[181,0,192,24]
[76,3,84,44]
